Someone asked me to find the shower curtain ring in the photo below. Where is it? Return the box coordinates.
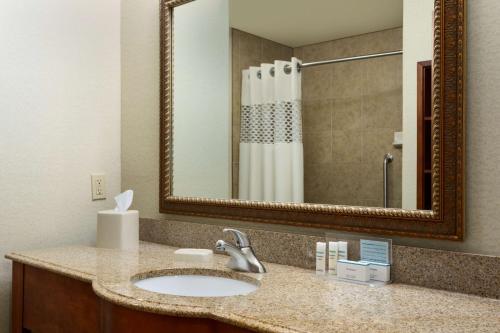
[284,64,301,74]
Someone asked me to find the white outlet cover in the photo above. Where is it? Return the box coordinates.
[91,174,106,200]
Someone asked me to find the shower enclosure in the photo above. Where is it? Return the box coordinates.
[232,28,403,208]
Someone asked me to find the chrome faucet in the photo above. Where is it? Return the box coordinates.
[215,228,266,273]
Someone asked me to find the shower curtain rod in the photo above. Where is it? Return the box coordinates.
[284,50,403,73]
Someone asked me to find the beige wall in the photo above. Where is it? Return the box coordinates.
[121,0,160,218]
[122,0,500,256]
[295,28,402,207]
[173,0,232,199]
[402,0,435,209]
[0,0,121,331]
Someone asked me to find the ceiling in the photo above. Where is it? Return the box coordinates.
[230,0,403,47]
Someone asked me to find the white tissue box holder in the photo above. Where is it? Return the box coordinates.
[97,210,139,250]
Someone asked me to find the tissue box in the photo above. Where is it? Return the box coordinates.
[97,210,139,250]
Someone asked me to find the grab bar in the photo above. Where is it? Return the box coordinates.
[383,153,394,208]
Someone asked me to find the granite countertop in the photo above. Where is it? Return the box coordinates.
[6,242,500,333]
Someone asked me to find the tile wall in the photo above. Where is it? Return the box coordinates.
[295,28,403,207]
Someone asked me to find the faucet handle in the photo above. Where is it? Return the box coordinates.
[223,228,251,248]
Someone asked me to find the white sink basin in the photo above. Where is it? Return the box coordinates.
[133,274,258,297]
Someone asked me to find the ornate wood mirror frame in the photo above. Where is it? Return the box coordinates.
[159,0,466,240]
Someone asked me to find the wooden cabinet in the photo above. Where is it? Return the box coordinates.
[21,265,100,333]
[101,301,255,333]
[12,262,255,333]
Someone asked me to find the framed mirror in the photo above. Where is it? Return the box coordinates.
[160,0,465,240]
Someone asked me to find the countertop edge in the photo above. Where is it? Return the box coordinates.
[91,280,302,333]
[6,253,94,283]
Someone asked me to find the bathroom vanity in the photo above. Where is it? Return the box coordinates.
[8,0,500,332]
[12,265,251,333]
[9,246,254,333]
[7,242,500,333]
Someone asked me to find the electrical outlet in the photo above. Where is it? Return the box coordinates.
[91,174,106,200]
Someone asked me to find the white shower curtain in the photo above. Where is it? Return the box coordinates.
[239,58,304,203]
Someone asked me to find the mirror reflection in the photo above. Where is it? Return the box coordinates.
[172,0,434,210]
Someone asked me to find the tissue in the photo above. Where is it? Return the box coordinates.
[97,189,139,250]
[114,190,133,212]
